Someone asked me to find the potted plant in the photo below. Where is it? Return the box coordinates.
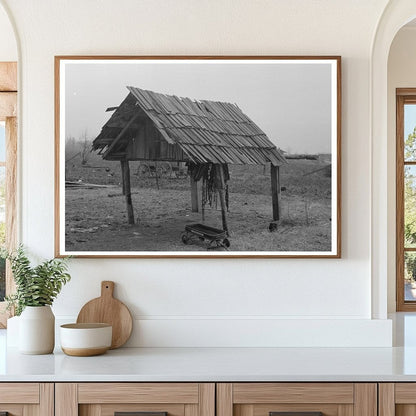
[4,246,71,354]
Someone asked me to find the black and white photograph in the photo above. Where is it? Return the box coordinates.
[55,56,341,257]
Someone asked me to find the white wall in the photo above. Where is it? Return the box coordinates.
[0,0,393,347]
[387,26,416,312]
[0,3,16,61]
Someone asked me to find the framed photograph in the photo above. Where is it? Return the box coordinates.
[55,56,341,258]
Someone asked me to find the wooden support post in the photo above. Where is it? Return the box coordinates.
[120,161,126,195]
[216,164,229,235]
[271,164,281,221]
[121,159,135,224]
[190,176,201,212]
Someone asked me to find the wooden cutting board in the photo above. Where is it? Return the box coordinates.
[76,281,133,349]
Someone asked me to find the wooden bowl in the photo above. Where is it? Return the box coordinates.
[60,323,112,356]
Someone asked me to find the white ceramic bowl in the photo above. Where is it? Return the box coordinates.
[60,323,112,356]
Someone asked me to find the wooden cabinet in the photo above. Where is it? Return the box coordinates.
[217,383,377,416]
[0,383,53,416]
[55,383,215,416]
[0,380,412,416]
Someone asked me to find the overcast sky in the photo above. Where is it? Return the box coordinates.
[64,60,333,154]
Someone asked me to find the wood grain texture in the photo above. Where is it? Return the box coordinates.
[237,405,254,416]
[55,383,78,416]
[79,404,101,416]
[23,403,38,416]
[0,405,24,416]
[216,384,233,416]
[121,160,135,225]
[252,404,338,416]
[39,383,54,416]
[78,383,199,404]
[337,404,353,416]
[271,165,281,221]
[396,405,416,416]
[0,92,16,121]
[54,55,341,259]
[185,403,198,416]
[77,281,133,348]
[0,403,24,416]
[0,62,17,91]
[395,383,416,403]
[397,88,416,96]
[0,383,39,403]
[232,383,354,404]
[199,384,215,416]
[379,383,395,416]
[353,383,377,416]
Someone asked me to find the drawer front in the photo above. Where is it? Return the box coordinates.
[78,383,200,404]
[379,383,416,416]
[56,383,215,416]
[218,383,376,416]
[0,383,53,416]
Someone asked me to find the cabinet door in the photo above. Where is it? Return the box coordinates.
[0,383,53,416]
[55,383,215,416]
[379,383,416,416]
[217,383,377,416]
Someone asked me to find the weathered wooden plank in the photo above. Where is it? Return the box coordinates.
[120,160,126,195]
[190,176,201,213]
[103,112,141,158]
[121,160,135,224]
[216,164,229,234]
[271,165,281,221]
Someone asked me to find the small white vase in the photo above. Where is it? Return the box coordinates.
[19,306,55,354]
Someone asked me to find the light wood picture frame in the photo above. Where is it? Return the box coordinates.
[55,56,341,258]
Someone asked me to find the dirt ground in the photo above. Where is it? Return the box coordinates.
[65,185,332,252]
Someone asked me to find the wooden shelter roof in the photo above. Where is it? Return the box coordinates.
[92,86,287,166]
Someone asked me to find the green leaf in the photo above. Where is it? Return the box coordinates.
[5,245,71,315]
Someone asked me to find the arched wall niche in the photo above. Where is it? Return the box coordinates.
[372,0,416,318]
[0,0,18,61]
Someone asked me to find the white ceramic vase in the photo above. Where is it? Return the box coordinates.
[19,306,55,354]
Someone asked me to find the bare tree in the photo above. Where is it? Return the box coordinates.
[80,130,91,165]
